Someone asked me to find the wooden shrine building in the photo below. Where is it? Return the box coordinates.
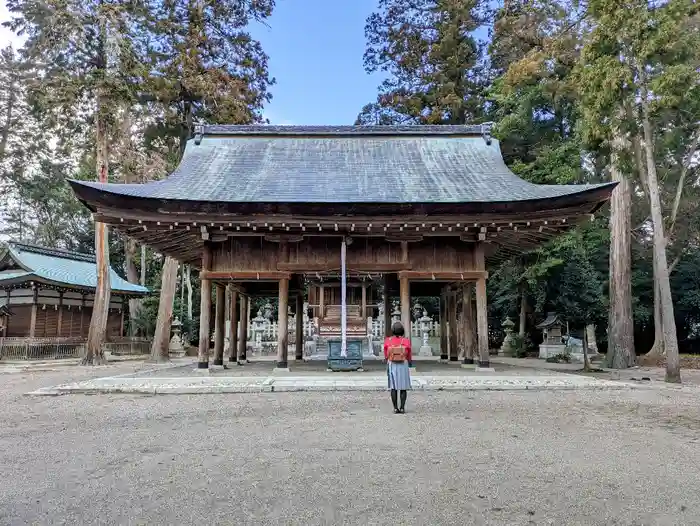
[0,242,148,339]
[68,124,616,369]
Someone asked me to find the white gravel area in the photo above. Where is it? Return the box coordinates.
[2,366,700,525]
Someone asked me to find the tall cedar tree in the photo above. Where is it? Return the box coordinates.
[142,0,275,357]
[6,0,148,364]
[356,0,489,125]
[577,0,700,382]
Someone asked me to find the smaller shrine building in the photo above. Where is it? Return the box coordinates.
[0,242,148,339]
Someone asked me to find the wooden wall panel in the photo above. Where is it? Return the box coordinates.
[408,239,475,273]
[6,305,31,337]
[210,235,476,274]
[107,312,121,338]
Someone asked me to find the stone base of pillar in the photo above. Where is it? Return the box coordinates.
[478,359,490,367]
[212,358,224,366]
[462,357,475,364]
[461,363,476,369]
[476,366,496,372]
[449,356,458,362]
[196,361,208,369]
[440,354,448,361]
[273,367,291,373]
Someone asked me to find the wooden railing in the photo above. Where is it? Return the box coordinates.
[0,337,152,361]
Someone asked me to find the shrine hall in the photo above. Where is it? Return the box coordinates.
[68,124,616,370]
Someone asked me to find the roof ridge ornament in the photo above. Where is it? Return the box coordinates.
[481,122,493,145]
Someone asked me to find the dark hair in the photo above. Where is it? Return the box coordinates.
[391,321,405,337]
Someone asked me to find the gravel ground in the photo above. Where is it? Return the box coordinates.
[2,365,700,525]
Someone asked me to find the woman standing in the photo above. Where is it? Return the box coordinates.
[384,321,412,413]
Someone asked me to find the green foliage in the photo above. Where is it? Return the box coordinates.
[356,0,489,125]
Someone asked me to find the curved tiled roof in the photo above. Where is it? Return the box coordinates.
[0,243,148,295]
[69,125,614,206]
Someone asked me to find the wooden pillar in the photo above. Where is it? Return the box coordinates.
[57,291,64,337]
[4,290,10,335]
[475,243,490,367]
[80,293,86,337]
[197,245,212,368]
[29,285,38,338]
[119,296,125,337]
[213,284,226,366]
[399,275,410,336]
[439,290,447,360]
[295,291,304,360]
[238,294,249,362]
[228,288,239,362]
[383,276,391,337]
[448,290,458,361]
[319,285,325,319]
[462,284,475,364]
[277,278,290,368]
[361,284,367,319]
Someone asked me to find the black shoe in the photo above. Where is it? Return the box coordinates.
[393,408,400,414]
[399,407,406,414]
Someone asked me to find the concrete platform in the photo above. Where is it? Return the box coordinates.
[27,373,633,396]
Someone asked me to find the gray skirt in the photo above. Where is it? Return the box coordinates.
[387,360,412,390]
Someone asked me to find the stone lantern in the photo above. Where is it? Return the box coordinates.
[391,300,401,324]
[262,301,273,321]
[499,317,515,357]
[412,301,423,322]
[419,310,434,357]
[251,309,267,354]
[168,317,186,357]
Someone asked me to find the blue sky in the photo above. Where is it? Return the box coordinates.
[252,0,383,125]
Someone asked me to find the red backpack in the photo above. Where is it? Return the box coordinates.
[387,337,407,363]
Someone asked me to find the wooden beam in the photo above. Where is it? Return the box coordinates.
[397,270,487,281]
[94,203,602,228]
[276,262,411,272]
[201,271,292,281]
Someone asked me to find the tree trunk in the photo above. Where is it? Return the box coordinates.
[518,284,526,338]
[125,237,142,336]
[83,90,111,366]
[150,256,179,362]
[639,74,681,383]
[582,325,591,373]
[646,253,665,359]
[606,125,636,369]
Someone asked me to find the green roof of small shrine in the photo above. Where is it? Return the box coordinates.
[0,243,148,296]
